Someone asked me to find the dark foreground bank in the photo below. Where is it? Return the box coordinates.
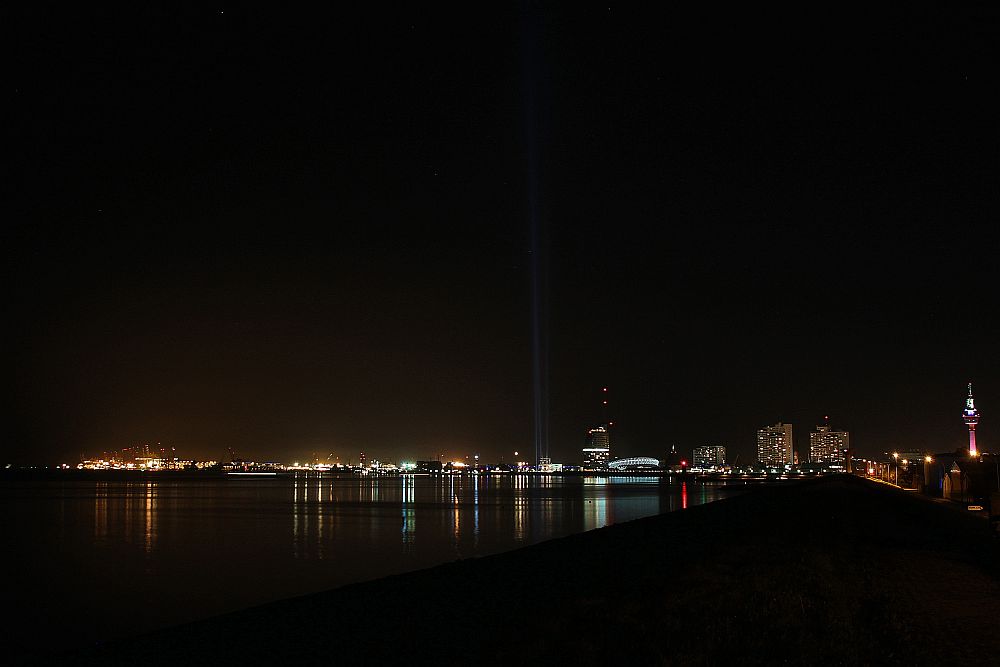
[44,477,999,666]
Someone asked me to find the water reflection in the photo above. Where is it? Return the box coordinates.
[293,475,300,558]
[582,476,609,531]
[316,477,324,560]
[9,475,741,659]
[293,473,336,560]
[85,475,732,566]
[472,476,479,549]
[94,482,108,541]
[88,481,158,557]
[144,482,156,555]
[513,475,528,542]
[660,479,676,513]
[401,475,415,547]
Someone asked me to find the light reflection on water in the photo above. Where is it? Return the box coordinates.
[281,474,719,559]
[144,481,156,556]
[82,475,721,564]
[4,474,736,658]
[91,481,160,557]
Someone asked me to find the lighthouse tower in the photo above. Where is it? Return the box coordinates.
[962,382,980,457]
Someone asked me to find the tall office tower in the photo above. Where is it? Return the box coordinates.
[582,425,610,470]
[809,420,850,467]
[963,382,980,456]
[662,444,682,468]
[757,422,794,467]
[693,445,726,468]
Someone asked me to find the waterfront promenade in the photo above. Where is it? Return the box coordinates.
[59,476,999,666]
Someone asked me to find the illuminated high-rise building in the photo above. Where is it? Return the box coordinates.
[757,422,794,467]
[693,445,726,468]
[809,420,850,468]
[963,382,980,456]
[582,387,612,470]
[582,425,610,470]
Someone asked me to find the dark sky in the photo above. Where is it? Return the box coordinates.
[11,4,999,465]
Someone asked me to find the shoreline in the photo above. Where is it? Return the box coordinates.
[41,476,1000,665]
[0,467,842,483]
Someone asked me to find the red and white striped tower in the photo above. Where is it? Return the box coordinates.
[962,382,980,457]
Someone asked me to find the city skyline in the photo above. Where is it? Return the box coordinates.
[11,5,998,467]
[59,383,986,469]
[11,382,993,468]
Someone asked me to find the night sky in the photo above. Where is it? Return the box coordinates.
[11,4,999,466]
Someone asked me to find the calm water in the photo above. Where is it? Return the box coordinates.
[3,473,733,657]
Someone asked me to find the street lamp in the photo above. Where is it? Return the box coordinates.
[893,452,899,486]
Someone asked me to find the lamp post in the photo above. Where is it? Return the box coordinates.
[924,456,933,495]
[893,452,899,486]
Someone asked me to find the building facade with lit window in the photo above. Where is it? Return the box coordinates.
[582,425,610,470]
[693,445,726,468]
[809,424,850,467]
[757,422,794,467]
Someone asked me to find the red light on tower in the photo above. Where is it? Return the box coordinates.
[963,383,980,457]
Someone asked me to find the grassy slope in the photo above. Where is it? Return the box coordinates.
[57,476,999,666]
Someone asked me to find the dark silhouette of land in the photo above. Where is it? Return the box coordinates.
[48,477,999,666]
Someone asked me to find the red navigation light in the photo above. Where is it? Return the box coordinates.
[681,460,688,467]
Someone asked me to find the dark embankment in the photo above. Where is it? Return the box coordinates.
[49,477,999,666]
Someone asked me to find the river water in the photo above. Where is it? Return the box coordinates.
[3,473,735,658]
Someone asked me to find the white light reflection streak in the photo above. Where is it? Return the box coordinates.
[303,474,310,550]
[401,475,415,547]
[583,476,608,531]
[473,474,480,549]
[316,475,324,559]
[293,474,301,559]
[452,477,461,554]
[513,474,527,542]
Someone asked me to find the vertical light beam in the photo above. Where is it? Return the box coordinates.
[521,6,549,466]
